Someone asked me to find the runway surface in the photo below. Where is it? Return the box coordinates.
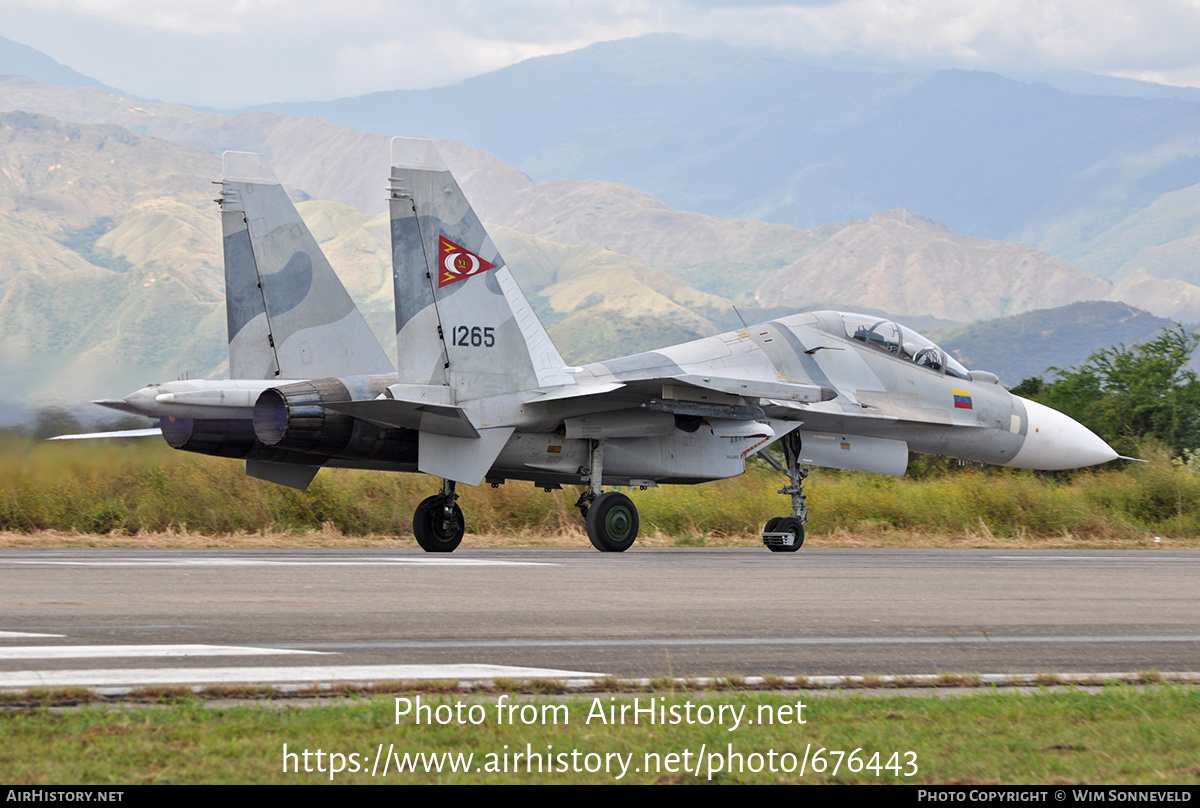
[2,548,1197,687]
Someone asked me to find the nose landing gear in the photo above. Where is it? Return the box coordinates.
[759,432,807,553]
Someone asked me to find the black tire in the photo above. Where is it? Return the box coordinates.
[413,495,465,553]
[764,516,782,534]
[767,515,804,553]
[585,492,639,552]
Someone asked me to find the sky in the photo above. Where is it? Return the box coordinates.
[2,0,1200,108]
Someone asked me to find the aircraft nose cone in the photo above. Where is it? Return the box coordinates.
[1009,397,1118,470]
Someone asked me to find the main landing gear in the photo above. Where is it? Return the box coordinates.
[575,441,640,552]
[413,479,465,553]
[412,442,644,554]
[758,432,807,553]
[411,433,800,555]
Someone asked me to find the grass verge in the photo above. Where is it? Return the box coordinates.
[3,686,1197,784]
[3,436,1200,548]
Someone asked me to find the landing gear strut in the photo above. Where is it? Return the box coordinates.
[575,441,640,552]
[759,432,807,553]
[413,479,465,553]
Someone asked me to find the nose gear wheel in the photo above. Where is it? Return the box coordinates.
[759,432,808,554]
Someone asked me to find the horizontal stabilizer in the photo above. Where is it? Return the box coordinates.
[322,399,479,439]
[48,428,162,441]
[246,459,319,491]
[419,427,515,487]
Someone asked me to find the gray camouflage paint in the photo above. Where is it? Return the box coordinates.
[565,310,1028,470]
[389,137,572,401]
[144,144,1104,495]
[220,151,393,381]
[380,142,1032,482]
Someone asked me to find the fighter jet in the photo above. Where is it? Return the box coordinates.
[95,138,1118,553]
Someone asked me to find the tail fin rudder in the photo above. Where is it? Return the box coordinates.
[389,137,572,401]
[220,152,394,380]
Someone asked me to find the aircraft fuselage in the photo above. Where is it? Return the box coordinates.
[124,308,1110,490]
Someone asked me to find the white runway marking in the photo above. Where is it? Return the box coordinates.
[0,631,66,639]
[280,634,1200,651]
[0,644,328,660]
[0,664,606,689]
[994,555,1200,561]
[4,557,552,568]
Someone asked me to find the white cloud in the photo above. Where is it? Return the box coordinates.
[674,0,1200,77]
[2,0,1200,105]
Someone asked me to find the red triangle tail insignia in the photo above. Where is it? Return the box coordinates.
[437,236,496,287]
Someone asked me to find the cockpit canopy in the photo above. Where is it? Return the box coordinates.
[838,312,970,380]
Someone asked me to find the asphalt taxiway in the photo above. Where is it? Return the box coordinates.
[1,548,1197,687]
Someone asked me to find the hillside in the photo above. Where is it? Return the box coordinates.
[755,211,1113,322]
[1,105,1196,418]
[931,302,1179,385]
[0,113,741,408]
[250,35,1200,279]
[0,111,227,408]
[0,81,1146,289]
[7,33,1200,296]
[0,77,527,218]
[6,75,1200,322]
[1042,183,1200,284]
[0,34,126,96]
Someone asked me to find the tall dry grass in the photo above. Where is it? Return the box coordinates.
[1,434,1197,544]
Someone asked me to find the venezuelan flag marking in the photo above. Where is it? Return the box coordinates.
[952,389,973,409]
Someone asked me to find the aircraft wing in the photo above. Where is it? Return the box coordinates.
[322,398,479,439]
[561,358,965,430]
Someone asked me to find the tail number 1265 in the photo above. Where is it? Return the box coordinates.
[451,326,495,347]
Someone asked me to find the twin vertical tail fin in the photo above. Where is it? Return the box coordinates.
[220,152,394,380]
[388,137,572,402]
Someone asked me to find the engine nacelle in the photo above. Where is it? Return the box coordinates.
[160,416,258,458]
[254,378,356,454]
[253,375,417,464]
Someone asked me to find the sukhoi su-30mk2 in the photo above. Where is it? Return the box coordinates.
[88,138,1119,553]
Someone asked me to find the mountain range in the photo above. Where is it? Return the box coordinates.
[2,34,1200,424]
[248,35,1200,287]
